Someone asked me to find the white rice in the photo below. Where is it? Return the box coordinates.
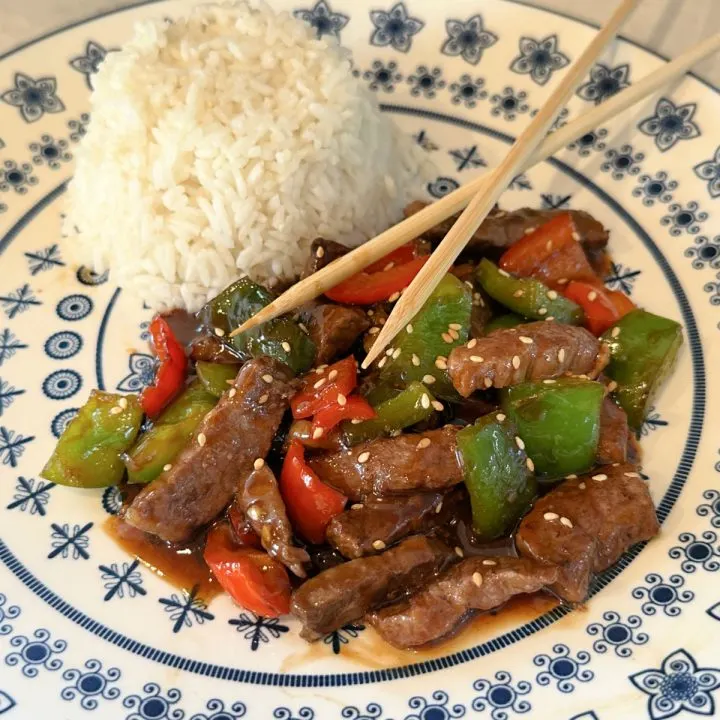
[63,0,434,312]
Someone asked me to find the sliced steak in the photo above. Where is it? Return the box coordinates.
[515,464,659,602]
[237,463,310,577]
[597,397,629,465]
[368,556,558,648]
[124,358,295,542]
[301,238,349,279]
[298,302,370,364]
[308,426,463,500]
[326,487,466,559]
[291,535,455,640]
[448,321,608,396]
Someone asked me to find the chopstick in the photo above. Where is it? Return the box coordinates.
[362,0,641,366]
[231,27,719,342]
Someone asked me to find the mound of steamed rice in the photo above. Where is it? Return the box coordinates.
[63,1,433,312]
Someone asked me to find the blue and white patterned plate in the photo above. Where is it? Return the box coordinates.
[1,1,719,717]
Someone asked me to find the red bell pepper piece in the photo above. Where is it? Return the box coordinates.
[607,289,636,317]
[280,440,346,544]
[324,255,429,305]
[311,394,376,436]
[290,356,358,419]
[364,242,418,273]
[227,501,262,549]
[564,281,634,336]
[203,522,291,617]
[141,316,188,418]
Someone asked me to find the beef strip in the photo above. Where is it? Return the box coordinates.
[368,556,559,648]
[124,358,296,542]
[448,321,608,397]
[298,301,370,364]
[597,397,629,465]
[190,334,243,364]
[404,203,609,258]
[291,535,454,640]
[308,426,463,500]
[326,487,466,559]
[237,464,310,577]
[301,238,349,279]
[515,464,659,602]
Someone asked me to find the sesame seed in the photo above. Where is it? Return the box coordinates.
[406,324,414,334]
[512,355,521,369]
[519,336,533,344]
[465,280,474,289]
[557,277,568,285]
[357,451,370,463]
[312,427,324,439]
[351,503,364,511]
[547,290,558,300]
[558,348,566,363]
[435,500,443,514]
[328,369,338,381]
[214,327,226,337]
[449,323,462,331]
[262,374,273,384]
[281,341,291,352]
[315,366,326,374]
[109,406,123,415]
[411,354,420,367]
[379,318,386,325]
[526,457,535,472]
[560,516,573,528]
[368,327,380,335]
[258,394,269,404]
[513,289,525,298]
[435,357,448,370]
[498,268,510,277]
[431,400,444,412]
[372,540,386,551]
[442,333,453,343]
[384,262,395,271]
[467,339,478,349]
[163,464,173,472]
[484,378,493,389]
[246,506,261,522]
[566,474,578,479]
[624,471,640,478]
[546,240,553,252]
[118,397,128,409]
[298,322,309,334]
[253,458,265,470]
[392,348,401,360]
[472,572,483,587]
[538,307,548,316]
[524,227,537,235]
[592,473,608,482]
[367,309,374,317]
[515,436,525,450]
[316,246,325,258]
[579,482,586,489]
[607,381,618,392]
[571,231,581,242]
[386,348,394,356]
[496,413,506,422]
[421,393,430,409]
[229,388,237,398]
[337,393,347,407]
[470,355,484,363]
[423,374,436,385]
[378,357,387,368]
[417,437,431,449]
[545,316,555,322]
[482,559,497,566]
[455,546,464,558]
[197,433,207,447]
[313,378,326,389]
[448,328,460,340]
[611,326,621,338]
[388,291,401,302]
[543,512,559,521]
[350,418,362,425]
[588,291,598,302]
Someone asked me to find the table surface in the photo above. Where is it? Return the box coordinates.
[1,0,718,85]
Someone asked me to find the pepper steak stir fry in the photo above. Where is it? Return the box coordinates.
[43,205,682,649]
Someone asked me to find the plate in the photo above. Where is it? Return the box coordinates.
[0,1,719,718]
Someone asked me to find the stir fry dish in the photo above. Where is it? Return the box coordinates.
[43,205,682,650]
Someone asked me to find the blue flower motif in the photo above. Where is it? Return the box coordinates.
[99,560,147,601]
[122,682,184,720]
[684,235,720,270]
[56,293,92,321]
[70,41,111,89]
[190,699,247,720]
[638,97,701,152]
[369,3,424,53]
[533,644,594,693]
[694,145,720,198]
[25,244,64,275]
[441,15,498,65]
[669,531,720,572]
[705,275,720,306]
[630,648,720,720]
[0,690,15,714]
[341,703,384,720]
[661,202,707,237]
[632,573,694,617]
[4,628,66,677]
[449,75,487,108]
[29,134,72,169]
[45,331,83,360]
[509,174,532,191]
[356,60,402,93]
[118,353,155,392]
[697,489,720,528]
[0,284,40,320]
[577,63,630,104]
[1,73,65,122]
[604,262,641,295]
[449,145,487,171]
[293,1,349,40]
[42,369,82,400]
[540,193,571,210]
[102,486,123,515]
[51,408,78,438]
[403,690,465,719]
[709,602,720,622]
[61,659,121,710]
[0,378,24,416]
[509,35,570,86]
[323,622,365,654]
[586,611,648,658]
[228,612,289,650]
[407,65,446,98]
[567,128,608,157]
[632,171,678,206]
[49,522,93,560]
[472,671,532,719]
[76,266,109,286]
[6,477,54,516]
[600,144,644,180]
[427,176,459,199]
[0,160,38,195]
[0,426,34,467]
[640,406,669,436]
[273,708,314,720]
[490,87,530,121]
[0,594,21,636]
[159,586,214,633]
[67,113,91,142]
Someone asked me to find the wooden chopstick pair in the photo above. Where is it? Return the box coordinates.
[231,10,720,362]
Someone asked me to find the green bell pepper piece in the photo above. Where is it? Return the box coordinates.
[601,309,682,429]
[207,277,315,374]
[343,381,437,445]
[196,361,241,398]
[501,378,604,477]
[484,313,525,335]
[456,411,537,540]
[377,273,472,399]
[476,259,583,325]
[124,381,216,484]
[41,391,143,488]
